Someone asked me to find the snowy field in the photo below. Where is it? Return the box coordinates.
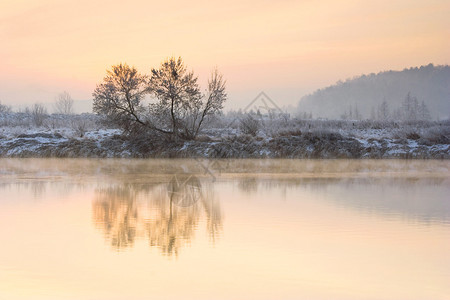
[0,112,448,158]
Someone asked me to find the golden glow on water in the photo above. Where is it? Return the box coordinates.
[0,159,449,299]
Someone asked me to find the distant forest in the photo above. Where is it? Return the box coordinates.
[297,64,450,121]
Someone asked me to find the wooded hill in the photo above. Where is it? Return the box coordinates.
[297,64,450,120]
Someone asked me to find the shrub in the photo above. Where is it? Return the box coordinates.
[239,114,260,136]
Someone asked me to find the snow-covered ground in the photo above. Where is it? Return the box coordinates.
[0,113,448,158]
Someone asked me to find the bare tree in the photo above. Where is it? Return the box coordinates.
[377,100,390,121]
[93,59,226,139]
[193,68,227,137]
[148,57,227,140]
[0,101,12,114]
[54,91,74,115]
[402,92,420,121]
[147,57,201,137]
[71,118,88,137]
[354,104,362,120]
[92,63,148,133]
[418,100,431,121]
[29,103,48,127]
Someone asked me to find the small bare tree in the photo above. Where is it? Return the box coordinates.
[30,103,48,127]
[418,100,431,121]
[0,101,12,114]
[377,100,390,121]
[54,91,74,115]
[402,92,420,121]
[71,118,88,137]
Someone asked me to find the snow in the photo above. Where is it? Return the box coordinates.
[84,129,121,139]
[0,113,448,158]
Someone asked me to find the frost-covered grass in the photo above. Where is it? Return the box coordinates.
[0,112,448,158]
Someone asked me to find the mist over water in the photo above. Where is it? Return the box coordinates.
[0,159,449,299]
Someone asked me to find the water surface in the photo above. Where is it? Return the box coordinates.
[0,159,449,300]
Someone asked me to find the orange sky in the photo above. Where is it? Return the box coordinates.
[1,0,449,111]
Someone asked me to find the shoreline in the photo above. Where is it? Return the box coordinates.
[1,132,448,159]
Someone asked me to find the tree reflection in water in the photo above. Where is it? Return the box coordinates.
[92,175,222,256]
[93,185,139,249]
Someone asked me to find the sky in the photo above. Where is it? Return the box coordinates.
[1,0,449,112]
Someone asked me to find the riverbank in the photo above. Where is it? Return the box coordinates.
[0,129,448,159]
[1,113,449,158]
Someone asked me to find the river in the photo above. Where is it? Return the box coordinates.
[0,159,449,300]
